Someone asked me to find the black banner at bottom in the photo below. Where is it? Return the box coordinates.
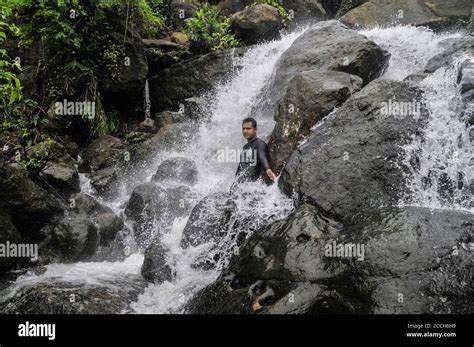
[0,314,472,346]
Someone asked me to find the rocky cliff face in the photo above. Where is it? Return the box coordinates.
[0,0,472,315]
[186,204,473,314]
[183,17,473,314]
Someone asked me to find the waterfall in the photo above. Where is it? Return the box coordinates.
[360,26,472,212]
[359,26,462,82]
[1,27,306,313]
[130,28,307,313]
[401,57,472,211]
[144,79,151,119]
[3,23,472,314]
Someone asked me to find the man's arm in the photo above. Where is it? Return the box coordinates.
[256,140,277,182]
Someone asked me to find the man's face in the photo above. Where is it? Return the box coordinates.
[242,122,257,140]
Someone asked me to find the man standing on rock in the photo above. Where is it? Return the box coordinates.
[235,117,277,184]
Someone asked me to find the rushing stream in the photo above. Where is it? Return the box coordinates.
[360,26,472,212]
[2,24,472,313]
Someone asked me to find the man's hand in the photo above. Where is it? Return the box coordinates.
[266,169,277,182]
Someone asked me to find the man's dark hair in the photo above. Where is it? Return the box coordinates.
[242,117,257,129]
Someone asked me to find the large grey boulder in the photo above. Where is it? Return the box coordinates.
[218,0,340,21]
[80,135,128,194]
[281,0,329,23]
[423,36,474,74]
[0,278,146,314]
[255,20,390,119]
[230,4,284,45]
[279,80,428,222]
[98,9,148,115]
[187,204,473,314]
[96,213,124,247]
[124,183,170,245]
[49,218,99,261]
[40,162,80,198]
[124,183,193,246]
[354,207,473,314]
[180,192,237,249]
[186,204,343,314]
[340,0,472,30]
[141,239,173,284]
[148,46,249,113]
[44,193,123,262]
[152,157,199,185]
[0,158,63,238]
[27,140,80,198]
[171,0,199,30]
[268,70,363,174]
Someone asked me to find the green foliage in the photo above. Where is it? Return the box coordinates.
[139,0,168,35]
[20,156,46,174]
[147,47,163,58]
[183,3,240,53]
[0,3,22,106]
[252,0,290,26]
[1,0,172,175]
[145,0,172,17]
[101,44,123,79]
[0,3,40,175]
[10,0,84,48]
[2,0,170,138]
[98,0,170,36]
[1,96,54,174]
[60,59,117,136]
[1,98,46,147]
[19,138,56,175]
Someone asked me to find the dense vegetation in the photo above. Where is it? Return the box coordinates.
[183,3,240,53]
[0,0,237,172]
[2,0,168,136]
[0,0,290,175]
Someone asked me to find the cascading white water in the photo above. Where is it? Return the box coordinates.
[4,24,472,314]
[130,29,307,313]
[401,56,473,211]
[1,27,306,313]
[0,254,144,304]
[144,79,151,119]
[360,26,472,212]
[359,26,463,81]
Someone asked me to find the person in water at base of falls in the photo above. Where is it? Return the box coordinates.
[235,117,277,184]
